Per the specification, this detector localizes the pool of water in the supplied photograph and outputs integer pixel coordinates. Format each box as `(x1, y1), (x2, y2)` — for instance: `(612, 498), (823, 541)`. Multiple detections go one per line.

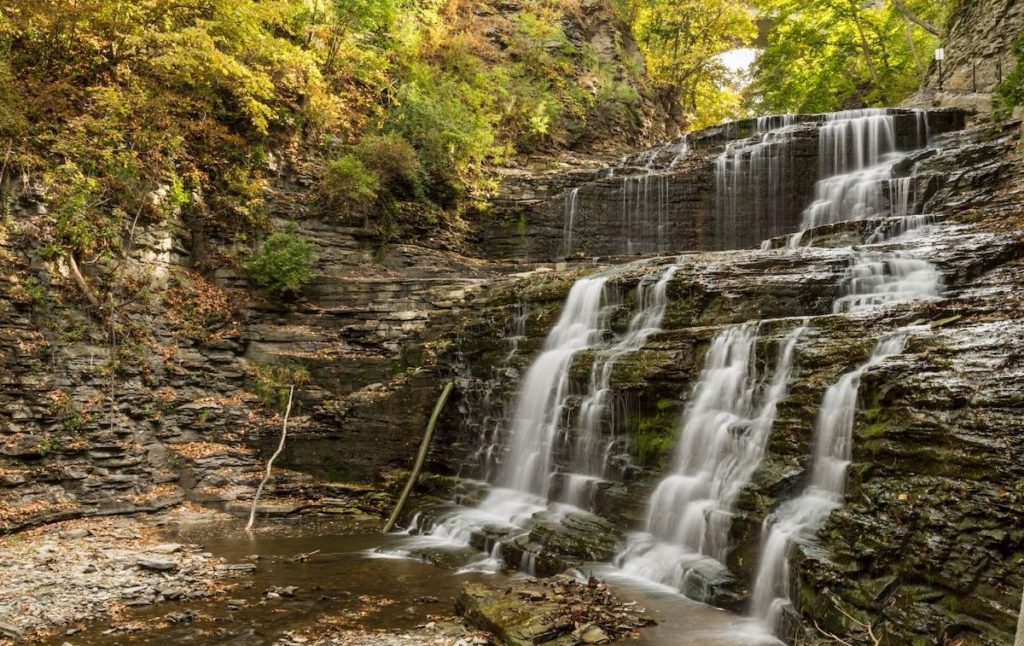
(54, 519), (780, 645)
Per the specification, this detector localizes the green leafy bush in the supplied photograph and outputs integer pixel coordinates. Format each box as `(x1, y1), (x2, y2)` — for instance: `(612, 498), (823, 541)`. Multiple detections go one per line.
(353, 134), (423, 200)
(319, 155), (380, 212)
(244, 231), (317, 297)
(384, 63), (505, 202)
(994, 35), (1024, 120)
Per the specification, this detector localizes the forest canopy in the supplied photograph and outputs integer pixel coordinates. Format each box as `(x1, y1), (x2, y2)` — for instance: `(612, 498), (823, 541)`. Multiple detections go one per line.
(0, 0), (958, 269)
(611, 0), (955, 123)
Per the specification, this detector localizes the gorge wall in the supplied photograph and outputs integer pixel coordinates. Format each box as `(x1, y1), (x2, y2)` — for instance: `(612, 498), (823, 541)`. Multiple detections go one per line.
(906, 0), (1024, 113)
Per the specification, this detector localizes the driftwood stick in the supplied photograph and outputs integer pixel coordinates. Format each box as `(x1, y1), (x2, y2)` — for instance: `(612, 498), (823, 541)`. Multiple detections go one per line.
(246, 385), (295, 532)
(382, 381), (454, 533)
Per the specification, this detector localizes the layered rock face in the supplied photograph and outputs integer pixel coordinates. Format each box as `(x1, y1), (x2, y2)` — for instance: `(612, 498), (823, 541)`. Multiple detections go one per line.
(0, 174), (500, 531)
(906, 0), (1024, 113)
(420, 120), (1024, 644)
(481, 110), (965, 260)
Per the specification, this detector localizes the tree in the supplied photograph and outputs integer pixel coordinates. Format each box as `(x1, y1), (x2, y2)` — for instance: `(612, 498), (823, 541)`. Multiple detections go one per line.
(746, 0), (954, 113)
(613, 0), (757, 126)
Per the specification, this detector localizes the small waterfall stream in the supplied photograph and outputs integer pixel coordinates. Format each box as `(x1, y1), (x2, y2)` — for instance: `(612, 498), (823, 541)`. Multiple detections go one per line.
(715, 115), (799, 247)
(616, 321), (805, 595)
(564, 264), (679, 507)
(749, 332), (912, 629)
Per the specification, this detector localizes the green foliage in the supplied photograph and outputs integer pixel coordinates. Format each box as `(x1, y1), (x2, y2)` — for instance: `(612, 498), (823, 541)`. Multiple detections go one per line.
(253, 363), (310, 413)
(320, 155), (380, 212)
(1, 0), (672, 276)
(244, 230), (317, 297)
(994, 35), (1024, 120)
(613, 0), (756, 127)
(385, 62), (505, 201)
(353, 134), (423, 200)
(747, 0), (953, 113)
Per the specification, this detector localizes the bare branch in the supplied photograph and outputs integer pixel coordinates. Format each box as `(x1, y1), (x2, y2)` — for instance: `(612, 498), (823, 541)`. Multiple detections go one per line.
(66, 253), (101, 309)
(246, 385), (295, 532)
(891, 0), (945, 37)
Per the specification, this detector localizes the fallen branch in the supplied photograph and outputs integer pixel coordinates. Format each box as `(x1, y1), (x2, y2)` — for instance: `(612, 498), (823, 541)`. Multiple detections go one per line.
(289, 549), (320, 562)
(246, 384), (295, 532)
(382, 381), (454, 533)
(813, 605), (881, 646)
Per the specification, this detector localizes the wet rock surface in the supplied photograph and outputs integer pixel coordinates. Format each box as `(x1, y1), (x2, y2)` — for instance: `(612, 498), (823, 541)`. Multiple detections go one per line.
(456, 575), (654, 645)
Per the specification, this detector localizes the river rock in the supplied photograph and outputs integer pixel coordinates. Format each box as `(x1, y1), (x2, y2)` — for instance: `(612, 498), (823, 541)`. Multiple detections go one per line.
(136, 557), (177, 571)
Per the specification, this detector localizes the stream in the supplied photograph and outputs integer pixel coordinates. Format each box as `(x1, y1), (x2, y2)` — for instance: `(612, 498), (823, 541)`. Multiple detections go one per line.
(53, 518), (779, 645)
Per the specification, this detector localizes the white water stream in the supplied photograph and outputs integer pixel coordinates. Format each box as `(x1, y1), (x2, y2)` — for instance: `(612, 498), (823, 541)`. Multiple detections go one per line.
(749, 332), (912, 629)
(616, 320), (806, 595)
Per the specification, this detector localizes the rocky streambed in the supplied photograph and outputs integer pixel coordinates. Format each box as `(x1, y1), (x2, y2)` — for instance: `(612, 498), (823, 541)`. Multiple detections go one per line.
(1, 512), (716, 646)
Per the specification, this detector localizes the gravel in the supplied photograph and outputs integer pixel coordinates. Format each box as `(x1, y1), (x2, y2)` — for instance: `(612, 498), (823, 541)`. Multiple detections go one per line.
(0, 508), (248, 640)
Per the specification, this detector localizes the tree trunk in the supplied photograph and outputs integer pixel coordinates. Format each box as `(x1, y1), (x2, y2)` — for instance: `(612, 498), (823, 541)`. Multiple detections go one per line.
(382, 381), (454, 533)
(848, 1), (881, 90)
(1015, 585), (1024, 646)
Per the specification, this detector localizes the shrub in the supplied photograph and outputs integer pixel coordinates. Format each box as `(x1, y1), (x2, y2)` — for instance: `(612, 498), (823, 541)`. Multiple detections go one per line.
(253, 363), (310, 413)
(994, 35), (1024, 120)
(384, 63), (505, 201)
(319, 154), (380, 213)
(244, 231), (317, 297)
(353, 134), (423, 200)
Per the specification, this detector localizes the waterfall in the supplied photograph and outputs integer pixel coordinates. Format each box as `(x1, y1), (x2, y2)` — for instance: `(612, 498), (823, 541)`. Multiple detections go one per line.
(834, 204), (943, 314)
(564, 188), (579, 257)
(832, 255), (942, 313)
(501, 277), (610, 496)
(466, 300), (532, 482)
(563, 136), (689, 257)
(564, 264), (679, 507)
(798, 109), (926, 232)
(616, 320), (805, 593)
(408, 264), (691, 571)
(715, 116), (799, 247)
(409, 276), (611, 559)
(750, 333), (910, 629)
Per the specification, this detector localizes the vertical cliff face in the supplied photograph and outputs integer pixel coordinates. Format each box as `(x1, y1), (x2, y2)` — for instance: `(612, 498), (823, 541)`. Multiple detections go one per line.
(906, 0), (1024, 112)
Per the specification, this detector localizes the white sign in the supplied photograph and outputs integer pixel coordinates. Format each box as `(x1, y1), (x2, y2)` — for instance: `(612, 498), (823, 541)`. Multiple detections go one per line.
(934, 48), (945, 61)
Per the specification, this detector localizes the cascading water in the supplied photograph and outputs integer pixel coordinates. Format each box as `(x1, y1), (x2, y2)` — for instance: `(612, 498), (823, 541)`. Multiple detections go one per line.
(832, 255), (942, 313)
(465, 300), (532, 481)
(715, 115), (799, 248)
(500, 276), (610, 497)
(563, 264), (679, 508)
(563, 137), (689, 257)
(798, 109), (925, 233)
(620, 143), (687, 255)
(402, 276), (612, 566)
(563, 188), (580, 257)
(834, 191), (944, 314)
(408, 263), (691, 572)
(616, 320), (806, 594)
(749, 332), (911, 629)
